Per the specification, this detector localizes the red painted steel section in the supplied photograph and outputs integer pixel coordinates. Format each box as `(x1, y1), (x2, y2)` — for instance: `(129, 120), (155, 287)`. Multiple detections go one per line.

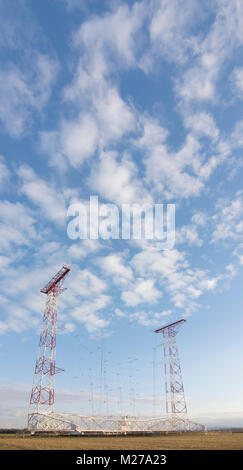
(29, 265), (70, 413)
(40, 265), (71, 294)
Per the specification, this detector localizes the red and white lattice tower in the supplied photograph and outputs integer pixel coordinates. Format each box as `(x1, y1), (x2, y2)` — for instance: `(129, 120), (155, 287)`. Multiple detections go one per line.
(28, 265), (71, 431)
(154, 319), (188, 424)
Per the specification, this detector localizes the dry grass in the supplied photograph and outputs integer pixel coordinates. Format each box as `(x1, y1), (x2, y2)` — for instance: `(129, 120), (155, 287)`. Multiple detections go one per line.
(0, 432), (243, 450)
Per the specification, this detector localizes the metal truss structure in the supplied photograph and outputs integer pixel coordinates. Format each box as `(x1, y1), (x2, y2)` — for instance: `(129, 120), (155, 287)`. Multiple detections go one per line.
(154, 319), (188, 419)
(28, 273), (205, 434)
(28, 265), (71, 429)
(28, 411), (205, 433)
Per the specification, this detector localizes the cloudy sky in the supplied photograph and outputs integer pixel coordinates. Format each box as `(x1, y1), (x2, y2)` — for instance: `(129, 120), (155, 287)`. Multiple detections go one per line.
(1, 0), (243, 428)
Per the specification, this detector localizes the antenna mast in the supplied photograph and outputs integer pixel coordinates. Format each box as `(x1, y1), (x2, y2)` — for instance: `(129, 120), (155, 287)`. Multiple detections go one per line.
(28, 265), (71, 431)
(154, 319), (188, 425)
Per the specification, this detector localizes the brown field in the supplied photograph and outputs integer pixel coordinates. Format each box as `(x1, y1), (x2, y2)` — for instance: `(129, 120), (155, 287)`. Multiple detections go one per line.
(0, 431), (243, 450)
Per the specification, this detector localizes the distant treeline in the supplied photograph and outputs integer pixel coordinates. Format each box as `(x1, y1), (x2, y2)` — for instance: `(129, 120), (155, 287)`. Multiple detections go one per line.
(0, 429), (28, 434)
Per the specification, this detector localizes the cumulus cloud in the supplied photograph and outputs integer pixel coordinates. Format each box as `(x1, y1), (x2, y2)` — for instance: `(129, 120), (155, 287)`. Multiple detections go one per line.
(98, 253), (134, 286)
(231, 66), (243, 99)
(176, 1), (243, 104)
(59, 114), (98, 167)
(211, 193), (243, 243)
(68, 240), (102, 260)
(17, 165), (67, 225)
(131, 247), (224, 312)
(0, 0), (59, 138)
(136, 118), (203, 199)
(0, 156), (10, 190)
(122, 278), (162, 306)
(71, 295), (110, 332)
(183, 112), (219, 141)
(70, 269), (107, 297)
(0, 55), (58, 138)
(130, 309), (172, 327)
(230, 120), (243, 149)
(0, 0), (242, 342)
(0, 200), (37, 256)
(39, 2), (145, 169)
(140, 0), (202, 71)
(88, 151), (149, 205)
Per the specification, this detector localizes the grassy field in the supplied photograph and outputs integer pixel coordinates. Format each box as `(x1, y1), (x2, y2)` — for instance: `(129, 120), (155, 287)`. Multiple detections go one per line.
(0, 432), (243, 450)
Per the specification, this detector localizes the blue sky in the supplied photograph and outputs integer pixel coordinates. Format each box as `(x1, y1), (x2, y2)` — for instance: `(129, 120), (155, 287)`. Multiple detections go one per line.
(1, 0), (243, 429)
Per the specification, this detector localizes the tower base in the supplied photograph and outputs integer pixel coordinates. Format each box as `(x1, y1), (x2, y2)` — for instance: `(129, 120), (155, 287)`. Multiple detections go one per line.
(28, 411), (205, 434)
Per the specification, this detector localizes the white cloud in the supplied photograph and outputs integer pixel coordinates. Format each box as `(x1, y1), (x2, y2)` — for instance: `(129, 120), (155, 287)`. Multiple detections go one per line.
(231, 66), (243, 99)
(136, 119), (203, 199)
(89, 151), (148, 205)
(0, 255), (17, 269)
(211, 193), (243, 243)
(0, 65), (32, 137)
(70, 269), (107, 297)
(40, 3), (145, 170)
(178, 64), (216, 103)
(114, 308), (127, 318)
(6, 305), (39, 334)
(68, 240), (102, 259)
(73, 3), (145, 69)
(98, 253), (134, 286)
(230, 120), (243, 149)
(71, 295), (110, 332)
(176, 212), (207, 247)
(122, 278), (162, 306)
(95, 87), (135, 142)
(0, 156), (10, 189)
(176, 1), (243, 104)
(0, 54), (58, 138)
(130, 309), (171, 327)
(140, 0), (201, 71)
(34, 54), (59, 109)
(176, 224), (203, 247)
(0, 260), (111, 336)
(191, 212), (207, 227)
(0, 0), (242, 342)
(136, 114), (229, 199)
(41, 83), (135, 169)
(136, 117), (168, 148)
(0, 321), (8, 335)
(17, 165), (67, 225)
(0, 265), (55, 297)
(60, 114), (98, 167)
(131, 247), (224, 312)
(132, 247), (185, 279)
(0, 200), (37, 252)
(184, 112), (219, 141)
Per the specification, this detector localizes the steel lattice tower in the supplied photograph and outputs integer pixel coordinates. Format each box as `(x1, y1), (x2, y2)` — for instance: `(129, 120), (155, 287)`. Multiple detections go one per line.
(28, 265), (70, 430)
(154, 319), (188, 422)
